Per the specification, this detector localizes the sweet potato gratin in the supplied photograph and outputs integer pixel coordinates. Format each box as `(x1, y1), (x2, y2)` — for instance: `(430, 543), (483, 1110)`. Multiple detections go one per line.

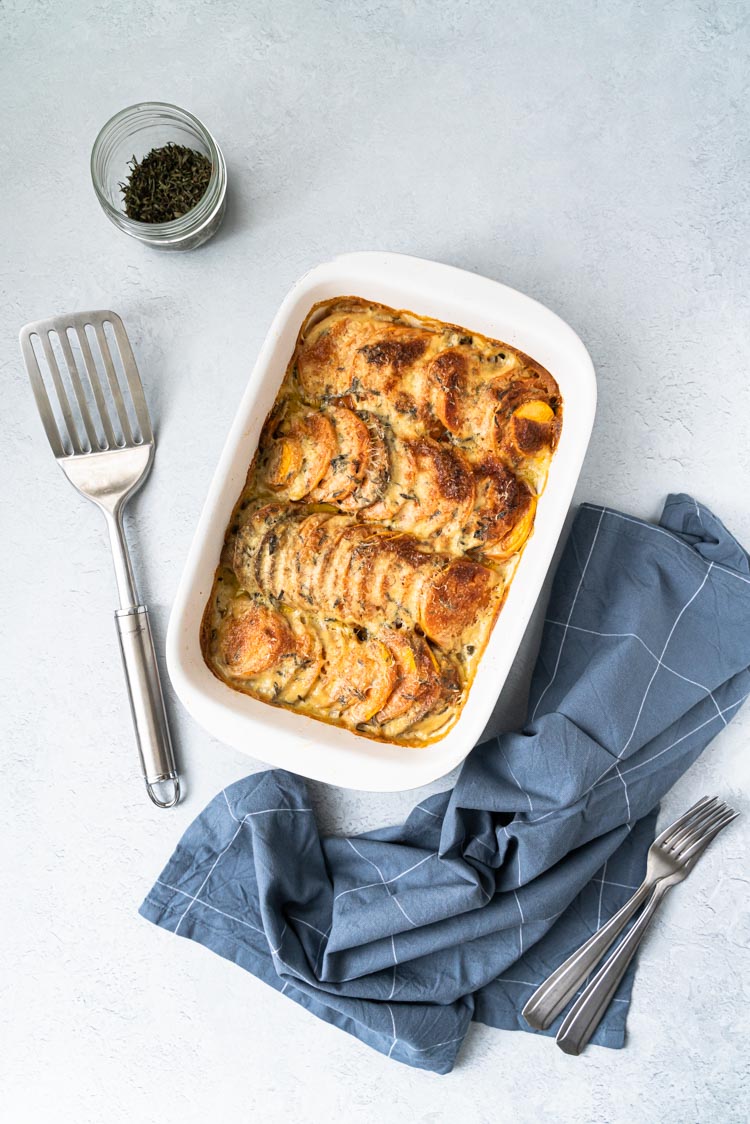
(201, 297), (562, 745)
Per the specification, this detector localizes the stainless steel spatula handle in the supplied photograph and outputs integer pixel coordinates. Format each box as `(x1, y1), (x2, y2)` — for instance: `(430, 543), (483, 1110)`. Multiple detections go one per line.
(20, 309), (180, 808)
(104, 502), (179, 808)
(116, 605), (179, 807)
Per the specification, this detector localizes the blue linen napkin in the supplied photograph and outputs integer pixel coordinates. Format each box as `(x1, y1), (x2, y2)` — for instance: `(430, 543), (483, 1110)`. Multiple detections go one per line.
(141, 495), (750, 1073)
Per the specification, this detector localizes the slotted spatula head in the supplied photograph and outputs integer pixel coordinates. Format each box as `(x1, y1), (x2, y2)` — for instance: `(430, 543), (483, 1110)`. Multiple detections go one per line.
(20, 310), (155, 512)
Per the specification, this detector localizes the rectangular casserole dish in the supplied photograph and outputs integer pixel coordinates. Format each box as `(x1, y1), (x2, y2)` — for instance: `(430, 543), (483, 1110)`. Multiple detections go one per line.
(166, 252), (596, 791)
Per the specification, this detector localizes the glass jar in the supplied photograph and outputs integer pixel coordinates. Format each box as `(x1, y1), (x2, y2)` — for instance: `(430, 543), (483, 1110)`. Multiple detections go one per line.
(91, 102), (227, 251)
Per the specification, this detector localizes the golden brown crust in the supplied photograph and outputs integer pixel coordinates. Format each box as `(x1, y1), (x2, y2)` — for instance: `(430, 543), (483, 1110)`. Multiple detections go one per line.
(201, 295), (562, 746)
(215, 597), (296, 679)
(430, 349), (470, 433)
(421, 559), (496, 648)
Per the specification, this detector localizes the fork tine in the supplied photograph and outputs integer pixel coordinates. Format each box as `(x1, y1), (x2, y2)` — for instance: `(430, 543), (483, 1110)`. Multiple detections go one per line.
(74, 325), (117, 450)
(38, 330), (84, 454)
(653, 795), (716, 849)
(108, 313), (154, 444)
(20, 329), (67, 458)
(677, 810), (739, 866)
(671, 804), (732, 859)
(57, 327), (101, 451)
(680, 834), (732, 880)
(670, 800), (728, 849)
(668, 802), (728, 854)
(92, 320), (134, 444)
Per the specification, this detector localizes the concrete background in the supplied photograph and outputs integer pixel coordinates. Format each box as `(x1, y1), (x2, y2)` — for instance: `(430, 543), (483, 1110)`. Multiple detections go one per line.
(2, 1), (748, 1121)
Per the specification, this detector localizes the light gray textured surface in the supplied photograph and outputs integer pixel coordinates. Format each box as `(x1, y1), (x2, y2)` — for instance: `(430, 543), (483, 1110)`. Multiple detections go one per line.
(2, 1), (748, 1121)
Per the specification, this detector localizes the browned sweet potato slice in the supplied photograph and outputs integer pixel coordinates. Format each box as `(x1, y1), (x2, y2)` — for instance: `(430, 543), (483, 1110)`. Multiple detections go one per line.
(275, 614), (325, 703)
(375, 629), (442, 724)
(264, 433), (303, 490)
(335, 411), (390, 511)
(259, 409), (336, 499)
(304, 620), (351, 711)
(494, 393), (561, 491)
(304, 622), (395, 722)
(343, 632), (397, 724)
(420, 559), (497, 647)
(295, 314), (359, 399)
(232, 504), (288, 594)
(309, 406), (370, 503)
(343, 525), (399, 621)
(294, 512), (336, 570)
(498, 399), (558, 456)
(388, 438), (475, 540)
(462, 457), (537, 560)
(429, 348), (471, 434)
(216, 597), (296, 678)
(336, 530), (425, 628)
(376, 643), (462, 738)
(362, 427), (418, 522)
(289, 413), (337, 499)
(349, 322), (432, 395)
(483, 497), (536, 560)
(277, 512), (335, 603)
(316, 518), (359, 612)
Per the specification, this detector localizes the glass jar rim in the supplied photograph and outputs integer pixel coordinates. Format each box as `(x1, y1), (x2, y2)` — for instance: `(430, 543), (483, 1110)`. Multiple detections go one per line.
(91, 101), (226, 243)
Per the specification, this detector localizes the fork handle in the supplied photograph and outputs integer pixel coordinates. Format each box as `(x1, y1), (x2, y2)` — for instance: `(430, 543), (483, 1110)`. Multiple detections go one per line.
(115, 606), (179, 809)
(556, 880), (670, 1055)
(522, 878), (652, 1030)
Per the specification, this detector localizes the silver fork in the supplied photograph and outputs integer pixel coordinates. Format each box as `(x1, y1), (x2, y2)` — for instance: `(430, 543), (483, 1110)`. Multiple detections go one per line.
(523, 796), (736, 1033)
(555, 797), (738, 1054)
(20, 311), (180, 809)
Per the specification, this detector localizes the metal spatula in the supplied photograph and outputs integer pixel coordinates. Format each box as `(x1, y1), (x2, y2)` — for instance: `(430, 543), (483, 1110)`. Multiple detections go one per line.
(20, 310), (180, 809)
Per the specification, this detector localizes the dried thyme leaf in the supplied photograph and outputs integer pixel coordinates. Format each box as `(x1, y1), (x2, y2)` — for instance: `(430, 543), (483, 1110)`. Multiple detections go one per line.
(119, 142), (212, 223)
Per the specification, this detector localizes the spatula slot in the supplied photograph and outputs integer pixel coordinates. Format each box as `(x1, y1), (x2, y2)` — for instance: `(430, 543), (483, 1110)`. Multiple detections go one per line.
(102, 319), (144, 445)
(28, 330), (77, 456)
(82, 323), (127, 448)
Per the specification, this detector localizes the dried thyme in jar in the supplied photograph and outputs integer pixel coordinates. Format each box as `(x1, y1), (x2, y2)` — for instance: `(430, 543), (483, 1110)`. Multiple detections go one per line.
(119, 143), (212, 223)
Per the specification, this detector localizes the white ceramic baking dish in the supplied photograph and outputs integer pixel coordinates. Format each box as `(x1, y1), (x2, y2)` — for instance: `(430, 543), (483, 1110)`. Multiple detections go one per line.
(166, 252), (596, 791)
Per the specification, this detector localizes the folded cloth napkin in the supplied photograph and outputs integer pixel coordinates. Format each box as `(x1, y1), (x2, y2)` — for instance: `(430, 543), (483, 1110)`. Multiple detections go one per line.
(141, 495), (750, 1073)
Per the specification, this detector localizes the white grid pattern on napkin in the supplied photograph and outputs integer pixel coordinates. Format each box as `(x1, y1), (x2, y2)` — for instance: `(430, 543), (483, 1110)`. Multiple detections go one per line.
(520, 506), (748, 829)
(155, 503), (746, 1063)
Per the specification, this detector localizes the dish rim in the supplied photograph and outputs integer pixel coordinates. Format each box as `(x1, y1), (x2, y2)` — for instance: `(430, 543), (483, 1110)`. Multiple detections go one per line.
(166, 251), (596, 791)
